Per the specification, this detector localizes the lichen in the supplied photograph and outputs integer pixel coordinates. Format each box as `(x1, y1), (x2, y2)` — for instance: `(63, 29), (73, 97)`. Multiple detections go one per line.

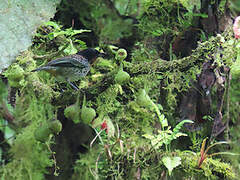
(0, 0), (61, 72)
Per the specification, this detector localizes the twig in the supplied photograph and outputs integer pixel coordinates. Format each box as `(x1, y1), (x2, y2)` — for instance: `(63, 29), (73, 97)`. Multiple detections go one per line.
(0, 101), (14, 124)
(116, 123), (120, 139)
(89, 166), (97, 178)
(46, 142), (59, 176)
(90, 129), (105, 148)
(133, 147), (137, 163)
(33, 43), (69, 60)
(104, 144), (112, 161)
(225, 71), (231, 141)
(95, 152), (102, 174)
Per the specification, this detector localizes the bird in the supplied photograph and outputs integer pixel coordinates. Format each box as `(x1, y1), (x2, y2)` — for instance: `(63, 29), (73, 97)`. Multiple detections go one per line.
(32, 48), (105, 90)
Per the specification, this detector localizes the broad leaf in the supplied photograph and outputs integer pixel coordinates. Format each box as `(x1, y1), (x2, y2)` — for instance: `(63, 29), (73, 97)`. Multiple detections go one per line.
(162, 156), (181, 175)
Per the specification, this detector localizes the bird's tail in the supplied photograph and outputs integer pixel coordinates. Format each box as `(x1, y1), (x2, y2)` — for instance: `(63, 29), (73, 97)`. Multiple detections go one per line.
(31, 66), (54, 72)
(31, 67), (41, 72)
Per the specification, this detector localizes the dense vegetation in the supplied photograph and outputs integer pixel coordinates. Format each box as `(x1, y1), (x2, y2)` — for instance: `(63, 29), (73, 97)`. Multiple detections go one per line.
(0, 0), (240, 179)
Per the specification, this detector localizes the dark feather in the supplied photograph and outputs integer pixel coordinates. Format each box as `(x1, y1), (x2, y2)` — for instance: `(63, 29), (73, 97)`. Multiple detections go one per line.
(46, 57), (87, 69)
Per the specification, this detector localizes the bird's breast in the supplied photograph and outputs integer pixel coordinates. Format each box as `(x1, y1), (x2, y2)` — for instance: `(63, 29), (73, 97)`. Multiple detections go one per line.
(56, 66), (90, 82)
(45, 69), (58, 76)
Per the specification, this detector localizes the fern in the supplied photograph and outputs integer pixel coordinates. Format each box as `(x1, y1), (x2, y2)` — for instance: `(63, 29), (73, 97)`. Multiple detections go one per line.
(143, 119), (193, 151)
(169, 120), (193, 141)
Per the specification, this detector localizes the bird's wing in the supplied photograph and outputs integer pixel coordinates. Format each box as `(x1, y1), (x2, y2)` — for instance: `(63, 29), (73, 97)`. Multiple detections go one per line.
(47, 56), (88, 69)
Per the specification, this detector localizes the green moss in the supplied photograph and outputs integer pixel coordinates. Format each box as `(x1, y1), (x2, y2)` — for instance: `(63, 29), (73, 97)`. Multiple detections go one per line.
(1, 54), (56, 177)
(3, 64), (26, 88)
(1, 5), (239, 179)
(178, 151), (236, 179)
(1, 122), (53, 180)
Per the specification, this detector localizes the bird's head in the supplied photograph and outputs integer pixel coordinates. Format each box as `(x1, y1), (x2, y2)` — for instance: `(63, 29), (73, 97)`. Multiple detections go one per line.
(77, 48), (106, 64)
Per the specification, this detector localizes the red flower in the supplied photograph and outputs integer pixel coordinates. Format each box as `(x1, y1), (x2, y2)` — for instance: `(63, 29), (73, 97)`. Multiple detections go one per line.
(101, 121), (108, 133)
(233, 16), (240, 39)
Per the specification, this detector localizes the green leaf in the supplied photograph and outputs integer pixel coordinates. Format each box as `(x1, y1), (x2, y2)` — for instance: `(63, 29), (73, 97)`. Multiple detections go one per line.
(68, 29), (91, 36)
(105, 116), (115, 138)
(231, 50), (240, 76)
(173, 120), (193, 133)
(92, 112), (105, 128)
(162, 156), (181, 175)
(142, 134), (154, 140)
(143, 133), (164, 149)
(209, 152), (240, 157)
(44, 21), (61, 30)
(63, 40), (78, 55)
(168, 120), (193, 142)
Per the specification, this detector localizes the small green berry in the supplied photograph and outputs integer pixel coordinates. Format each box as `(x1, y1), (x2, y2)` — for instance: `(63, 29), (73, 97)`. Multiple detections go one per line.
(136, 89), (153, 108)
(49, 120), (62, 134)
(115, 69), (130, 84)
(81, 106), (96, 124)
(64, 104), (80, 122)
(115, 49), (127, 61)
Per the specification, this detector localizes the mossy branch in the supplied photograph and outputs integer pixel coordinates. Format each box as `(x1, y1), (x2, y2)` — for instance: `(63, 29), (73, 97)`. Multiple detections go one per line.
(53, 70), (117, 106)
(53, 35), (227, 106)
(128, 40), (216, 74)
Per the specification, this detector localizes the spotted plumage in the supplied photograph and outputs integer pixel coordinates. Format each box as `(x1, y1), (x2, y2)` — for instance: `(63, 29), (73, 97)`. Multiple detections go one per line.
(32, 48), (104, 90)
